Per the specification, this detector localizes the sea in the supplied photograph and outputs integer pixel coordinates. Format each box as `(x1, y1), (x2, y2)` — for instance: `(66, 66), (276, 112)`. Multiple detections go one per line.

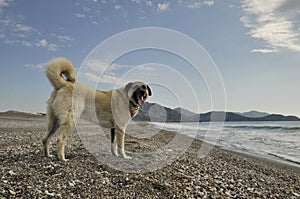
(152, 121), (300, 167)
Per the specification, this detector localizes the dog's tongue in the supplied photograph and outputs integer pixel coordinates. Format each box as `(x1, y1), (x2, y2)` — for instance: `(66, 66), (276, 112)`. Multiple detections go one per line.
(138, 97), (145, 106)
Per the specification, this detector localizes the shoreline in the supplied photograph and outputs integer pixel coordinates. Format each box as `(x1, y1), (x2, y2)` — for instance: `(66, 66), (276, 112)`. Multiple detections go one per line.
(152, 127), (300, 174)
(151, 121), (300, 170)
(0, 115), (299, 198)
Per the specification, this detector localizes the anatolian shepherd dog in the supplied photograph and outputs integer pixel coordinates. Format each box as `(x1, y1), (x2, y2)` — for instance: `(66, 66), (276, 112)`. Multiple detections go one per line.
(42, 58), (152, 161)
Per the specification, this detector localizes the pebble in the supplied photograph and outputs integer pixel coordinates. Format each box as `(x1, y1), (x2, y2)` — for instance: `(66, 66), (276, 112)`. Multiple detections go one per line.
(68, 181), (75, 187)
(9, 189), (16, 195)
(45, 190), (55, 196)
(8, 170), (15, 175)
(293, 192), (300, 197)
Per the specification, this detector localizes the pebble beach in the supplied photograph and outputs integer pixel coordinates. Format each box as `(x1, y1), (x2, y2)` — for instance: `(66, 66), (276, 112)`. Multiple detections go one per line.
(0, 113), (299, 198)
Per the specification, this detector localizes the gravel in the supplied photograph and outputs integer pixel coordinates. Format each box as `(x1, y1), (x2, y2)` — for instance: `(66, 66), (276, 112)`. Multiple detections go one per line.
(0, 113), (299, 198)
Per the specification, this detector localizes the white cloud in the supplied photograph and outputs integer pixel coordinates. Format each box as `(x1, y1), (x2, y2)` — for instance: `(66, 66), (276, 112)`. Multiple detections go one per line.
(241, 0), (300, 52)
(36, 39), (48, 47)
(35, 39), (58, 51)
(50, 33), (73, 42)
(82, 73), (100, 83)
(146, 1), (153, 7)
(81, 59), (156, 85)
(0, 14), (73, 51)
(187, 0), (214, 9)
(83, 7), (91, 12)
(13, 24), (34, 32)
(0, 18), (12, 26)
(114, 5), (122, 10)
(82, 72), (123, 85)
(84, 59), (130, 75)
(136, 65), (155, 71)
(76, 13), (86, 18)
(25, 62), (47, 71)
(157, 2), (170, 13)
(203, 1), (214, 7)
(0, 0), (9, 7)
(21, 40), (32, 47)
(132, 0), (141, 4)
(187, 2), (202, 9)
(251, 48), (278, 53)
(48, 43), (58, 52)
(84, 59), (110, 73)
(0, 12), (72, 51)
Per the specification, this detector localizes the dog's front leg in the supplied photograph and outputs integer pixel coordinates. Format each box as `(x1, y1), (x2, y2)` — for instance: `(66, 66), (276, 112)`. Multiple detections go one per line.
(116, 127), (131, 159)
(110, 128), (118, 157)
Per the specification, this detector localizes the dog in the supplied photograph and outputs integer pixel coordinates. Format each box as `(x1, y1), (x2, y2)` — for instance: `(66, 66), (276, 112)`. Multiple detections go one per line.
(42, 58), (152, 161)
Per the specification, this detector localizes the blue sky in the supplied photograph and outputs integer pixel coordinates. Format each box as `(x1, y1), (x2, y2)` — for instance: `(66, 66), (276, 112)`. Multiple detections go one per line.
(0, 0), (300, 117)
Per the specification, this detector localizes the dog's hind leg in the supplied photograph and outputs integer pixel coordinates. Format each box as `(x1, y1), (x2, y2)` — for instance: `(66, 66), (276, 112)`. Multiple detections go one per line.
(57, 119), (75, 162)
(42, 109), (59, 158)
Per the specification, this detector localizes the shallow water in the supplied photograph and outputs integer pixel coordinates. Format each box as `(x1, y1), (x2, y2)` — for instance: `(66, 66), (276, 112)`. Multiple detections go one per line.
(153, 121), (300, 167)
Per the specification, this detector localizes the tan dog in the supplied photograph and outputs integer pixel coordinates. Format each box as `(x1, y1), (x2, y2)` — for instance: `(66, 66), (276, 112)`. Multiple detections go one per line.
(42, 58), (151, 161)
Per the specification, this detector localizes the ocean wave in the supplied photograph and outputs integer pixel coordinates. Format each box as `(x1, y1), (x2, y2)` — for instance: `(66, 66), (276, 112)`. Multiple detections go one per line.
(225, 125), (300, 132)
(267, 152), (300, 165)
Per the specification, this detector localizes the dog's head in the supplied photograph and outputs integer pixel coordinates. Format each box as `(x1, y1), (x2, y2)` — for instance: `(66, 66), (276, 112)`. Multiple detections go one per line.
(125, 82), (152, 107)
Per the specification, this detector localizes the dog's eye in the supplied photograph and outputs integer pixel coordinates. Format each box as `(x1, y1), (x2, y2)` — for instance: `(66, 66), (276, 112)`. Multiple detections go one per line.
(141, 85), (146, 90)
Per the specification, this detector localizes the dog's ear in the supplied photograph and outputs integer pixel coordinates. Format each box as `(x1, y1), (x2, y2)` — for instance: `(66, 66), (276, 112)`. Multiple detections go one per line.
(147, 85), (152, 96)
(125, 82), (133, 92)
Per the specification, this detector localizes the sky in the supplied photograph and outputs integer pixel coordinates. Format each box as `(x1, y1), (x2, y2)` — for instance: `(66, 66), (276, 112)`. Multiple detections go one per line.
(0, 0), (300, 117)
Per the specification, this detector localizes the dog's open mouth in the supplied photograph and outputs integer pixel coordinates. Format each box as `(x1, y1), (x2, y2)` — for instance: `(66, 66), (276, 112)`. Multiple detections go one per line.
(138, 95), (145, 106)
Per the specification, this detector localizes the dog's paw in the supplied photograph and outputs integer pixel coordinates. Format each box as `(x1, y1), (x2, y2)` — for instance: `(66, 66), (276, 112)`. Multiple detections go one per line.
(112, 152), (119, 157)
(111, 146), (118, 157)
(61, 158), (69, 162)
(118, 149), (132, 159)
(123, 155), (132, 159)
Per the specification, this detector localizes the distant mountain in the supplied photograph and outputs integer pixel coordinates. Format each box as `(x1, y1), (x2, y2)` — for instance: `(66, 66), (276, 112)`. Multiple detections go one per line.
(259, 114), (299, 121)
(199, 112), (300, 122)
(236, 110), (269, 118)
(174, 107), (200, 122)
(174, 107), (197, 117)
(133, 103), (181, 122)
(134, 103), (300, 122)
(0, 110), (46, 117)
(5, 110), (25, 114)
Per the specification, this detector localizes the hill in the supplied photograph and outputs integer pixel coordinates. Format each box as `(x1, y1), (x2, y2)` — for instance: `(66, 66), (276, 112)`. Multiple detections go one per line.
(0, 110), (46, 118)
(134, 103), (300, 122)
(236, 110), (269, 118)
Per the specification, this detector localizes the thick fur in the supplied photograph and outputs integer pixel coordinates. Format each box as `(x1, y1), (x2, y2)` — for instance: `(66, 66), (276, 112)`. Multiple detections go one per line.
(42, 58), (151, 161)
(45, 58), (76, 89)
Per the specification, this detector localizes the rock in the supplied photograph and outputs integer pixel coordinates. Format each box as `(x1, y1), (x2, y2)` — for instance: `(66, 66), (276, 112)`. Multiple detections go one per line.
(102, 177), (110, 185)
(68, 181), (75, 187)
(292, 192), (299, 197)
(9, 189), (16, 195)
(45, 190), (55, 197)
(8, 170), (15, 175)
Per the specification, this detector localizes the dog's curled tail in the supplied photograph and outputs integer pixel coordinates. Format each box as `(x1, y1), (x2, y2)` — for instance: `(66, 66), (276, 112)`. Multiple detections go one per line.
(45, 58), (76, 90)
